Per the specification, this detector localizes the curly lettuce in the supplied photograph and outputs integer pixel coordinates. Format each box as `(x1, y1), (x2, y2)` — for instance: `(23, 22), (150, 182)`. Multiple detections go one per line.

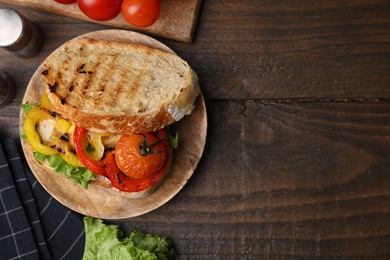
(165, 125), (179, 149)
(34, 151), (95, 189)
(21, 102), (40, 114)
(83, 217), (175, 260)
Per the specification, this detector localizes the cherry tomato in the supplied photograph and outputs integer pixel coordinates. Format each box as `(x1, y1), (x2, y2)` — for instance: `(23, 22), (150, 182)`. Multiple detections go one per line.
(77, 0), (122, 21)
(55, 0), (77, 4)
(121, 0), (160, 27)
(115, 130), (168, 179)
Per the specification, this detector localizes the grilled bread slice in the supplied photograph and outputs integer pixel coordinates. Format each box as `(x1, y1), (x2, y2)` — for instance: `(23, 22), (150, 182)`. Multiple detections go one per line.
(42, 38), (200, 134)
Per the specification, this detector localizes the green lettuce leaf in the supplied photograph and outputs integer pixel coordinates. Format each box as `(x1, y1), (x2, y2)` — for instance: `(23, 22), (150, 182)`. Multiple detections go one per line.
(33, 151), (95, 189)
(83, 217), (175, 260)
(21, 102), (40, 114)
(20, 130), (27, 140)
(165, 126), (179, 149)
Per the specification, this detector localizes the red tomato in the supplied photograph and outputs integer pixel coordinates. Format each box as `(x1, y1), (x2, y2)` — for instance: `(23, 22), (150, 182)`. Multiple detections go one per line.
(121, 0), (160, 27)
(55, 0), (77, 4)
(77, 0), (122, 21)
(105, 151), (167, 192)
(115, 130), (168, 179)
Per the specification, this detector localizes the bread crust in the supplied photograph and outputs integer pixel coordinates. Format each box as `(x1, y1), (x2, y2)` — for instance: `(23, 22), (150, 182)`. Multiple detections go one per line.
(43, 38), (200, 134)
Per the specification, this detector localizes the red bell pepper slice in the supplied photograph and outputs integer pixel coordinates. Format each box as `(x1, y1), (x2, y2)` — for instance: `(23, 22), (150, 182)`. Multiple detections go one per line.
(104, 130), (170, 193)
(104, 151), (167, 192)
(73, 125), (106, 176)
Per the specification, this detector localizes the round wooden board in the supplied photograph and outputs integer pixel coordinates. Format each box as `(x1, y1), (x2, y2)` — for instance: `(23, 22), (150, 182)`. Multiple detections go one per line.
(19, 30), (207, 220)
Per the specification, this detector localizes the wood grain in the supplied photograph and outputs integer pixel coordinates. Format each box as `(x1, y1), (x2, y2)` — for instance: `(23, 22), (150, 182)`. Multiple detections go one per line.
(1, 0), (390, 257)
(172, 0), (390, 99)
(0, 0), (203, 42)
(115, 100), (390, 257)
(19, 30), (207, 219)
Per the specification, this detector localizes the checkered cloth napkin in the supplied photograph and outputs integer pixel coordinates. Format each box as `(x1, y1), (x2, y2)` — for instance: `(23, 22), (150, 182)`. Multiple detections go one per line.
(0, 138), (84, 260)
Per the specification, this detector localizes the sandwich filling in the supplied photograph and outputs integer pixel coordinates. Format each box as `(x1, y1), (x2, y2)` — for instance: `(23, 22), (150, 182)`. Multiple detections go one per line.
(23, 92), (174, 193)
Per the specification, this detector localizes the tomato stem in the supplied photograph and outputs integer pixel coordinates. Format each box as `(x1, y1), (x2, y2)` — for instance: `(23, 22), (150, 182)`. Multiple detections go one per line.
(137, 133), (165, 156)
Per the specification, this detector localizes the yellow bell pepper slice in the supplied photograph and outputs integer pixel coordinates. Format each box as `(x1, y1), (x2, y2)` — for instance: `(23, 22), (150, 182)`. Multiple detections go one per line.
(84, 131), (106, 161)
(24, 105), (84, 168)
(40, 91), (56, 111)
(59, 143), (85, 168)
(24, 106), (58, 155)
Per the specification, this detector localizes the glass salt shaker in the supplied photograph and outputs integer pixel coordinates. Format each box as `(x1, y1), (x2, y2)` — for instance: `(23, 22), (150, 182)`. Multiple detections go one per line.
(0, 71), (16, 107)
(0, 8), (43, 58)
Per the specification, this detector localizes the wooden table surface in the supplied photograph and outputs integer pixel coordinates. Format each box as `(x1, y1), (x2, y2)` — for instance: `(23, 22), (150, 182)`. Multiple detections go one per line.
(1, 1), (390, 258)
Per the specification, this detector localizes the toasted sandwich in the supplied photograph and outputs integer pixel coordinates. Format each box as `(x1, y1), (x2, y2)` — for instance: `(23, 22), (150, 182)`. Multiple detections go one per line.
(22, 38), (200, 197)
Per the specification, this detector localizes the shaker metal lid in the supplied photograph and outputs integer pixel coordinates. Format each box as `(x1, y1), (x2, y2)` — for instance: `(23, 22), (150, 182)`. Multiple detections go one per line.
(0, 8), (23, 47)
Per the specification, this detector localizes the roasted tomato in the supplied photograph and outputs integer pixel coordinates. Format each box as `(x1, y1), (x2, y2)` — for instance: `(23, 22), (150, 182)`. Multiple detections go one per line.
(115, 130), (168, 179)
(105, 151), (165, 192)
(77, 0), (122, 21)
(121, 0), (160, 27)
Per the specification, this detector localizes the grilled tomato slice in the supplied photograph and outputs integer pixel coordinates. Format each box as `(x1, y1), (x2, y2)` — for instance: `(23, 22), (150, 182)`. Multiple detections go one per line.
(115, 130), (168, 179)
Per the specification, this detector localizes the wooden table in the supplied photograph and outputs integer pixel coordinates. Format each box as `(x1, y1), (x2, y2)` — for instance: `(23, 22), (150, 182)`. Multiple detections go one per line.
(1, 1), (390, 258)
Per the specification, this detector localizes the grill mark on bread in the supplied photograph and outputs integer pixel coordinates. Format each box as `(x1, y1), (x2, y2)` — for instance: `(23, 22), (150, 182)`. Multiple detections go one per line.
(86, 55), (106, 104)
(114, 65), (126, 107)
(84, 79), (91, 90)
(100, 54), (121, 107)
(49, 82), (58, 93)
(114, 68), (125, 100)
(42, 68), (49, 76)
(135, 51), (152, 113)
(77, 63), (87, 74)
(63, 59), (69, 72)
(72, 62), (90, 98)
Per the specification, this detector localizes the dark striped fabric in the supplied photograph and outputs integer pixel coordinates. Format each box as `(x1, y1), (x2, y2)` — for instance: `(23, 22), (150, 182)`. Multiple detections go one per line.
(0, 139), (84, 260)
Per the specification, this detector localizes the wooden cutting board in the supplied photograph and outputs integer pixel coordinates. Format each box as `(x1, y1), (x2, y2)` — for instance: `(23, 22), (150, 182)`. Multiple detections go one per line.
(0, 0), (202, 42)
